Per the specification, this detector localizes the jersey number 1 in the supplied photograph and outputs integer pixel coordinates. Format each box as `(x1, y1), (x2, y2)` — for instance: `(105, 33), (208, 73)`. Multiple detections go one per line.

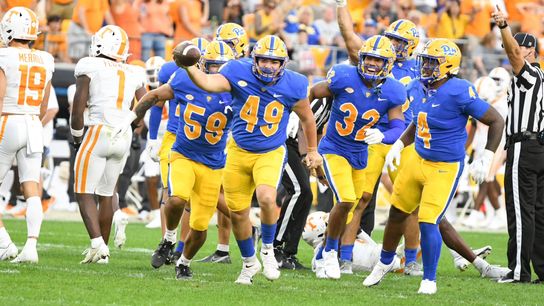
(18, 65), (46, 106)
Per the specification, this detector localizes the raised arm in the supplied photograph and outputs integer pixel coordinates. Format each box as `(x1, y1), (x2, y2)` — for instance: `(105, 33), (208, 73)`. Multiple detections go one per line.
(492, 6), (525, 75)
(183, 65), (231, 93)
(336, 1), (363, 65)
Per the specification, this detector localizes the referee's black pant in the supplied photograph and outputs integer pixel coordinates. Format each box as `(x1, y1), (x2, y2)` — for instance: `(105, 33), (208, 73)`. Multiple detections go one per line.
(274, 139), (313, 256)
(505, 139), (544, 282)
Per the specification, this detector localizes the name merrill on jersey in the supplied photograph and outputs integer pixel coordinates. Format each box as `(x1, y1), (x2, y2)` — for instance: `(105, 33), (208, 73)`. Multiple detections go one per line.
(218, 58), (308, 153)
(319, 64), (406, 169)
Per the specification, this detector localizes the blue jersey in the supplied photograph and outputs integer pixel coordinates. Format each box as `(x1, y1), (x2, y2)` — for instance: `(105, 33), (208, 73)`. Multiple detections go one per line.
(377, 59), (419, 131)
(168, 69), (233, 169)
(158, 61), (181, 134)
(408, 77), (490, 163)
(319, 64), (406, 169)
(219, 59), (308, 153)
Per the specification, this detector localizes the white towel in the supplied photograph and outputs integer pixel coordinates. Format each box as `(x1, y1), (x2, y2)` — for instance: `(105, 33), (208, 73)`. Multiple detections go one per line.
(25, 115), (44, 155)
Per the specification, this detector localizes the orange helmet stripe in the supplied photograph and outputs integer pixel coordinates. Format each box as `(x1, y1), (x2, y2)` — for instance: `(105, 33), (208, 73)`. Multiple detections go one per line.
(23, 7), (38, 36)
(117, 27), (128, 57)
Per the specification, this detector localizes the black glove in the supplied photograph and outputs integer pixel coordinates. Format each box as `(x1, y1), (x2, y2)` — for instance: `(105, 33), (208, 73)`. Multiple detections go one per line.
(131, 133), (141, 150)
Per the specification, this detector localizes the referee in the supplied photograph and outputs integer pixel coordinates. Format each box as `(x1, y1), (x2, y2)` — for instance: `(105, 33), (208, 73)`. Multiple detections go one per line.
(273, 97), (332, 270)
(493, 8), (544, 284)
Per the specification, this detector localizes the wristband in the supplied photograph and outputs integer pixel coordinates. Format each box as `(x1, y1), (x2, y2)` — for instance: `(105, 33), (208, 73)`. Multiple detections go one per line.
(498, 22), (508, 29)
(307, 146), (317, 152)
(71, 127), (84, 137)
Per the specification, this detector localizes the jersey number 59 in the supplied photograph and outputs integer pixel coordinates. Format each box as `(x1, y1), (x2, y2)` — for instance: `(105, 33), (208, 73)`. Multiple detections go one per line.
(184, 103), (228, 145)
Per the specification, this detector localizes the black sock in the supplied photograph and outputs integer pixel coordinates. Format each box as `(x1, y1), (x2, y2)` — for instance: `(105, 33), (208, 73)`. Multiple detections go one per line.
(214, 250), (229, 257)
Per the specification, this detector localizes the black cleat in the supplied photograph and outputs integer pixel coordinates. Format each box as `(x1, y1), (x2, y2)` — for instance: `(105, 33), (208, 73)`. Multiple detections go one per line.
(176, 264), (193, 280)
(169, 251), (182, 265)
(286, 255), (309, 270)
(151, 240), (175, 269)
(196, 251), (231, 264)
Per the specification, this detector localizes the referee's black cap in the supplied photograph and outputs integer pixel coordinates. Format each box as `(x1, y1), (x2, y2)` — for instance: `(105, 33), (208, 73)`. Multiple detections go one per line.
(514, 32), (539, 54)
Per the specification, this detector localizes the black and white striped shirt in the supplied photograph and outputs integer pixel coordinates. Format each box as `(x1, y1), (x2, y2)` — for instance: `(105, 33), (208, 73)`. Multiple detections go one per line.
(286, 97), (333, 139)
(506, 61), (544, 136)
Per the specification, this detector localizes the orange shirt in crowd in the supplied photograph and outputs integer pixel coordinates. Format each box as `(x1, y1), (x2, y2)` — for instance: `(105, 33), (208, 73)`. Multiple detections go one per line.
(427, 12), (470, 40)
(53, 0), (73, 4)
(5, 0), (36, 9)
(72, 0), (110, 33)
(461, 0), (494, 38)
(506, 0), (535, 23)
(111, 2), (142, 39)
(170, 0), (202, 41)
(46, 32), (67, 59)
(135, 0), (172, 36)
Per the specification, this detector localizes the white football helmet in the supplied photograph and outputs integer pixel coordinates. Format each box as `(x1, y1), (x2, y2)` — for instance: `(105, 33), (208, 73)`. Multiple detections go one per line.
(302, 211), (329, 248)
(474, 76), (498, 104)
(90, 25), (129, 62)
(145, 56), (166, 88)
(0, 7), (40, 45)
(488, 67), (511, 96)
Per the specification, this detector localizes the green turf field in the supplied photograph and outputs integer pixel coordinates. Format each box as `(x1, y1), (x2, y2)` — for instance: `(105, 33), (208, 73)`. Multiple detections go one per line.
(0, 219), (540, 305)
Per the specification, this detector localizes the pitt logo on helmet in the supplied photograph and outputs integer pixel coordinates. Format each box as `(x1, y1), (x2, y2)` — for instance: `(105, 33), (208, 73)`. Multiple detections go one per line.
(251, 35), (289, 83)
(384, 19), (419, 59)
(216, 23), (249, 59)
(417, 38), (461, 86)
(190, 37), (210, 55)
(357, 35), (396, 83)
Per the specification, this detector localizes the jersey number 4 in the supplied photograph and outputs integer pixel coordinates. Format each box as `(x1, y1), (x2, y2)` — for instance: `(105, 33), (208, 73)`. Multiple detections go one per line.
(335, 103), (380, 141)
(184, 103), (228, 145)
(18, 65), (46, 106)
(417, 112), (431, 149)
(240, 95), (284, 137)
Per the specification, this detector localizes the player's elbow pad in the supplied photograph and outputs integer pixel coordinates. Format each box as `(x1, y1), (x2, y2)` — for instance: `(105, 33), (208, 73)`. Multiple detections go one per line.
(382, 119), (405, 144)
(148, 105), (162, 140)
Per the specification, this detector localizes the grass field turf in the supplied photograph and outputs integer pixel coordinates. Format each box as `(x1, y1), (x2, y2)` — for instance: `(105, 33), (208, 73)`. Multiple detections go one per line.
(0, 219), (541, 305)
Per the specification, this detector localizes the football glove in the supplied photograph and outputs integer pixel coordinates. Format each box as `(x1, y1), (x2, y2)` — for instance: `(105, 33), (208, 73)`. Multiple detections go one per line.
(146, 139), (161, 162)
(385, 140), (404, 172)
(469, 149), (494, 184)
(111, 112), (137, 143)
(364, 128), (384, 145)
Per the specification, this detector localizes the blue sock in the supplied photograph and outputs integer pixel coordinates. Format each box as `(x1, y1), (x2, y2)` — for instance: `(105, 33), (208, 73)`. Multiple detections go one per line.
(405, 248), (418, 265)
(419, 222), (442, 281)
(175, 240), (185, 253)
(236, 238), (255, 258)
(316, 245), (324, 260)
(340, 244), (354, 261)
(324, 237), (339, 252)
(380, 249), (396, 265)
(261, 223), (276, 245)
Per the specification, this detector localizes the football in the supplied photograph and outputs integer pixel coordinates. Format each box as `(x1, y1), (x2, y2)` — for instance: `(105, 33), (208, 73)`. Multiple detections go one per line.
(172, 41), (201, 68)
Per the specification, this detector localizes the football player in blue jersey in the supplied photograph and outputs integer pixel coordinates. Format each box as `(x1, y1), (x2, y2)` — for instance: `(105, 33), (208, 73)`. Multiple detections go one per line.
(145, 37), (210, 266)
(309, 35), (406, 279)
(125, 40), (236, 279)
(181, 35), (322, 284)
(196, 23), (250, 264)
(336, 3), (423, 275)
(363, 39), (505, 294)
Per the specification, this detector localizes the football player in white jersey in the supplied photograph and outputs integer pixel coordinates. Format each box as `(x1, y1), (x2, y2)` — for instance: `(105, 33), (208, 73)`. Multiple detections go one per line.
(71, 25), (147, 264)
(0, 7), (55, 263)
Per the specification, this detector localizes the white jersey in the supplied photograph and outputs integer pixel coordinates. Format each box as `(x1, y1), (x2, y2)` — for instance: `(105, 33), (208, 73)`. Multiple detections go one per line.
(472, 92), (508, 158)
(0, 47), (55, 115)
(74, 57), (146, 127)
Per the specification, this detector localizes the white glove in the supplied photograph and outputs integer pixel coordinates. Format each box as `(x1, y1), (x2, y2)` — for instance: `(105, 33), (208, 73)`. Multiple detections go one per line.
(111, 112), (137, 142)
(364, 128), (385, 145)
(146, 138), (161, 162)
(469, 149), (494, 185)
(336, 0), (347, 7)
(385, 140), (405, 172)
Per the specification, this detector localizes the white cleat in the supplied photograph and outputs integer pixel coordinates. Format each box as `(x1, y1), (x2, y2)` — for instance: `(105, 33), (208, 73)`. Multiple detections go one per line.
(11, 247), (38, 264)
(418, 279), (437, 294)
(453, 255), (470, 271)
(261, 248), (280, 280)
(462, 210), (485, 228)
(323, 249), (340, 279)
(363, 257), (398, 287)
(113, 210), (129, 248)
(404, 261), (424, 276)
(315, 259), (327, 278)
(0, 243), (18, 261)
(235, 259), (262, 285)
(80, 244), (110, 264)
(473, 245), (492, 260)
(339, 259), (353, 275)
(145, 213), (161, 229)
(481, 265), (510, 280)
